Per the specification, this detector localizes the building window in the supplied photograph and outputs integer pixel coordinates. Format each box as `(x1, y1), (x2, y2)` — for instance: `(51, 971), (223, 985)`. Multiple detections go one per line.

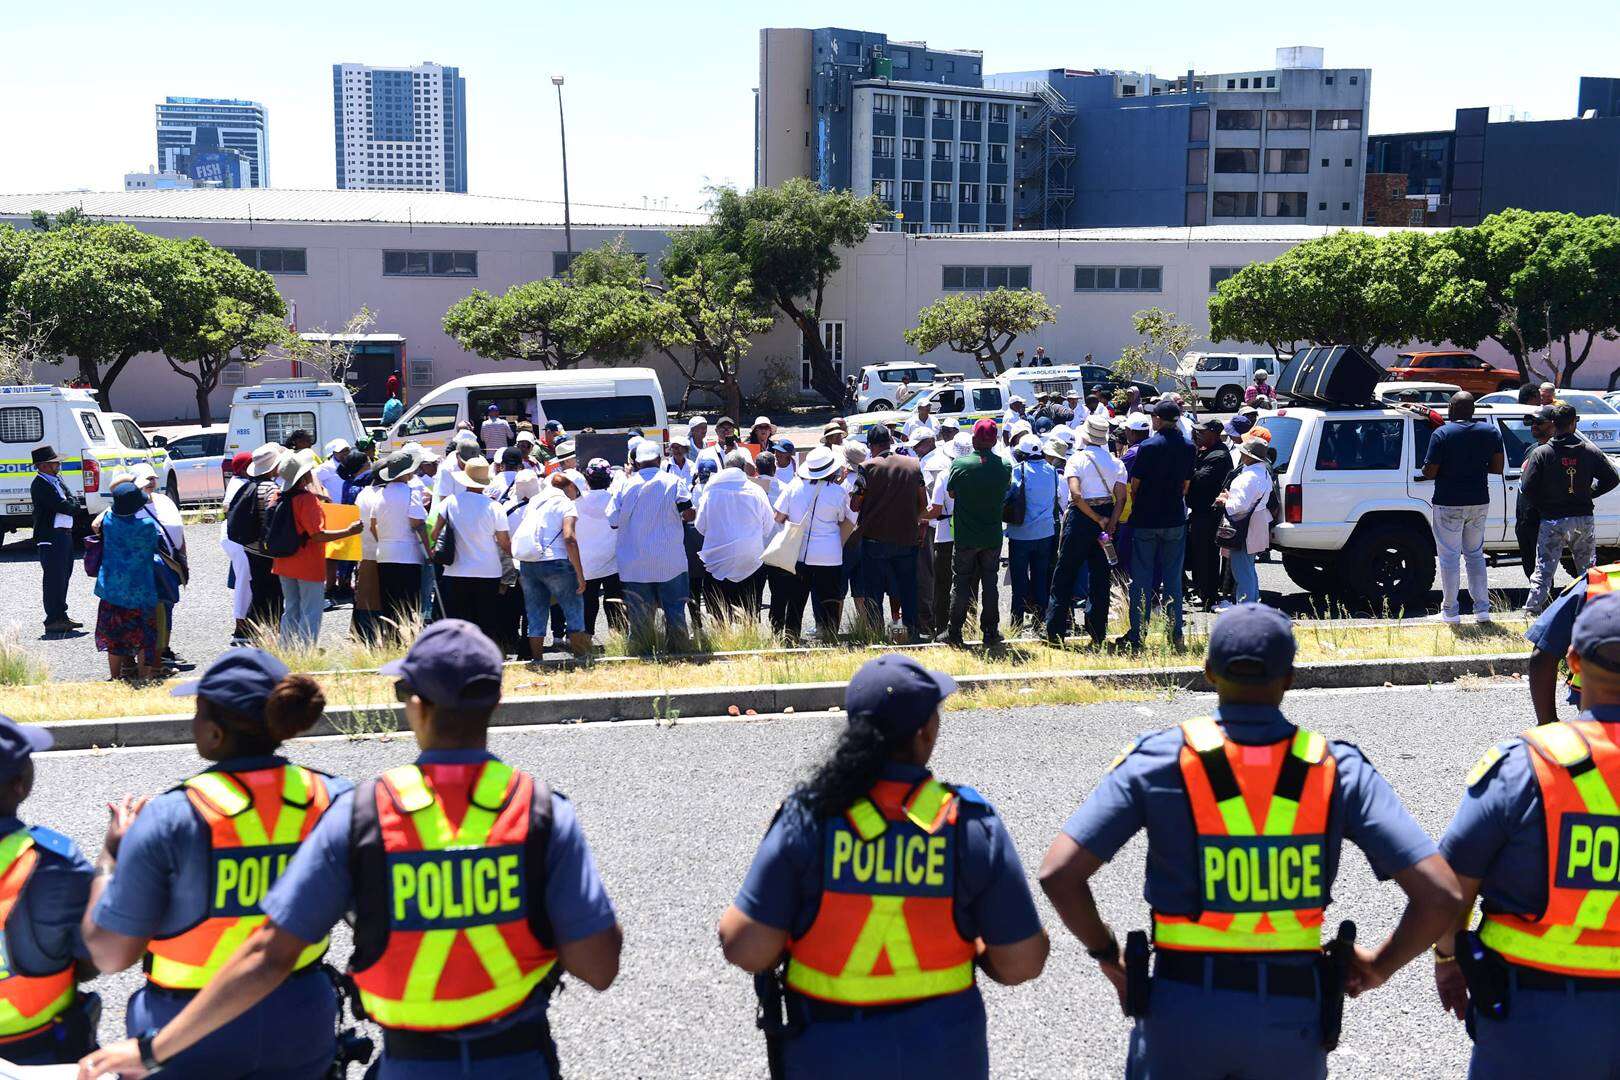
(1209, 266), (1243, 291)
(873, 93), (896, 115)
(384, 250), (477, 277)
(1349, 75), (1358, 86)
(1318, 201), (1328, 211)
(1342, 201), (1352, 211)
(1263, 191), (1308, 217)
(960, 101), (982, 121)
(1317, 109), (1362, 130)
(799, 320), (844, 391)
(1408, 207), (1425, 226)
(1265, 148), (1310, 174)
(873, 135), (895, 158)
(1212, 191), (1259, 217)
(902, 180), (923, 202)
(903, 97), (926, 117)
(959, 143), (979, 163)
(1215, 109), (1261, 131)
(1266, 75), (1277, 88)
(891, 49), (910, 69)
(1267, 109), (1312, 130)
(931, 181), (951, 202)
(1187, 148), (1209, 184)
(1073, 266), (1163, 292)
(933, 99), (953, 118)
(1186, 192), (1207, 226)
(1213, 148), (1259, 174)
(988, 183), (1005, 205)
(902, 137), (924, 160)
(932, 140), (952, 161)
(228, 247), (308, 274)
(1190, 107), (1210, 141)
(1321, 158), (1330, 167)
(959, 183), (979, 204)
(1345, 158), (1353, 167)
(989, 103), (1008, 123)
(873, 179), (895, 201)
(928, 222), (951, 233)
(989, 143), (1007, 164)
(943, 265), (1032, 291)
(1324, 74), (1335, 86)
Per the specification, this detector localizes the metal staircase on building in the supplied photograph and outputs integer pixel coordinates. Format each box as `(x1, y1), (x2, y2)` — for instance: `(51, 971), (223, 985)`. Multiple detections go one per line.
(1016, 84), (1077, 230)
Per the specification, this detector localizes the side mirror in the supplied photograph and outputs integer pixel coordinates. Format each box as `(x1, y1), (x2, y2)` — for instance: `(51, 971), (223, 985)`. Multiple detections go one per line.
(151, 435), (168, 448)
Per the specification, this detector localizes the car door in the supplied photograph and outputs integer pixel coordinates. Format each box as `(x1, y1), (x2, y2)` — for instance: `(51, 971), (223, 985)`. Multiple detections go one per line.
(165, 435), (210, 503)
(969, 385), (1003, 422)
(1309, 416), (1406, 527)
(1495, 415), (1542, 545)
(1410, 417), (1509, 544)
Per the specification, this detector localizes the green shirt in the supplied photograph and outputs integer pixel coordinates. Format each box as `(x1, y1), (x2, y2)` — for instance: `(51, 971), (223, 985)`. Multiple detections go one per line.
(946, 450), (1012, 550)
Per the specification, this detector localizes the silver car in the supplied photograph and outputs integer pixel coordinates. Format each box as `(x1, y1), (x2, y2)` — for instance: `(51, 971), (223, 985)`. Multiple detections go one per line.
(153, 425), (228, 503)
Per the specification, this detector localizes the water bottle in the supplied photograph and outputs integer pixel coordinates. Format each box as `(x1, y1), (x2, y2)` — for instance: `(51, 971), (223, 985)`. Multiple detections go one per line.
(1098, 530), (1119, 567)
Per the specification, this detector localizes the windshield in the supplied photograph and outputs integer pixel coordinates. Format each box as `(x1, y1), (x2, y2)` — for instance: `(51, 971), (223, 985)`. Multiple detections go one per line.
(1256, 416), (1304, 472)
(1564, 393), (1616, 416)
(1195, 355), (1237, 372)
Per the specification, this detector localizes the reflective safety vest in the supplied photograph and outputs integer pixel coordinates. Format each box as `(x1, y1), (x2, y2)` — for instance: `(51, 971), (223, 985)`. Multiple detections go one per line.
(1480, 720), (1620, 977)
(348, 761), (557, 1032)
(1155, 716), (1337, 953)
(0, 831), (73, 1040)
(146, 766), (331, 989)
(1568, 567), (1620, 694)
(785, 777), (976, 1006)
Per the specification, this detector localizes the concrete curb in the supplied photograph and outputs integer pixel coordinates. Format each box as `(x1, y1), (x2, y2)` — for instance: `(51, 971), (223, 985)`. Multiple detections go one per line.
(39, 651), (1528, 753)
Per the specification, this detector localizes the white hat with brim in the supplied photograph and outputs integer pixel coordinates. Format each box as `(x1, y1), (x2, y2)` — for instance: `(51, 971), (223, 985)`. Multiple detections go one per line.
(277, 449), (317, 490)
(1044, 438), (1069, 458)
(1084, 414), (1112, 445)
(936, 417), (961, 433)
(250, 443), (285, 478)
(911, 427), (936, 443)
(802, 446), (840, 480)
(515, 431), (537, 446)
(458, 458), (493, 489)
(130, 464), (158, 487)
(325, 438), (351, 458)
(1237, 437), (1271, 462)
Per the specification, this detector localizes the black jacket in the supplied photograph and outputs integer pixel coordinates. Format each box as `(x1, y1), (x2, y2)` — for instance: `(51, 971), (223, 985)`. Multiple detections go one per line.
(30, 472), (76, 537)
(1521, 433), (1620, 519)
(1187, 445), (1235, 515)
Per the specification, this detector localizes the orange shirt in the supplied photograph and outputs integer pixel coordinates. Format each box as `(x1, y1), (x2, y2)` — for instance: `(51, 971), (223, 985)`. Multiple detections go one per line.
(272, 491), (329, 583)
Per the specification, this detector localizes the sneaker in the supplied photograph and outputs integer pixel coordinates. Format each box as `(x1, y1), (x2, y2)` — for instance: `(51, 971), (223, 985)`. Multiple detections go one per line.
(1474, 611), (1493, 624)
(942, 631), (966, 648)
(1211, 601), (1234, 613)
(1439, 612), (1461, 625)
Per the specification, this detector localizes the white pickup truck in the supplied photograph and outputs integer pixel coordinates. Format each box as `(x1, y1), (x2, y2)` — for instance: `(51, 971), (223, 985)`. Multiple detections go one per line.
(1258, 401), (1620, 612)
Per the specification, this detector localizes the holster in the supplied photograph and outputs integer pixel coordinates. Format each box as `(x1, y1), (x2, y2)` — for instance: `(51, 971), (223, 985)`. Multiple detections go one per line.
(53, 991), (99, 1062)
(1123, 931), (1151, 1018)
(754, 961), (796, 1080)
(1455, 929), (1510, 1028)
(1317, 920), (1356, 1052)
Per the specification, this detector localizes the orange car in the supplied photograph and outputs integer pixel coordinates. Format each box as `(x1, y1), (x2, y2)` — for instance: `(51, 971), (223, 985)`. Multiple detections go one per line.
(1384, 351), (1522, 396)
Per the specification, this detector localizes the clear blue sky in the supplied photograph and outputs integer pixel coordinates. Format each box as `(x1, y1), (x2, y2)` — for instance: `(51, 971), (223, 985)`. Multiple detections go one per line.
(4, 0), (1615, 209)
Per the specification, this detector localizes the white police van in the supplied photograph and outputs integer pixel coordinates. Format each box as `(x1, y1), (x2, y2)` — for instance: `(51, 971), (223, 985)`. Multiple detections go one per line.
(0, 385), (174, 540)
(222, 379), (367, 463)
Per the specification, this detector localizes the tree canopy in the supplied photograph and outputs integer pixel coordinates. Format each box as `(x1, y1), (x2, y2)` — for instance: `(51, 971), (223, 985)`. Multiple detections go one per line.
(159, 239), (289, 425)
(903, 289), (1057, 376)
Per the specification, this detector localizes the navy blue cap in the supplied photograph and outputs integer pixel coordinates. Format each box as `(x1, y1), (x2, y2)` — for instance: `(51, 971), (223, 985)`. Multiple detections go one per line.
(771, 438), (796, 453)
(0, 716), (52, 779)
(844, 655), (956, 741)
(1152, 398), (1182, 420)
(380, 619), (503, 708)
(1207, 603), (1296, 682)
(1573, 592), (1620, 671)
(697, 457), (719, 478)
(172, 648), (290, 716)
(1224, 415), (1255, 439)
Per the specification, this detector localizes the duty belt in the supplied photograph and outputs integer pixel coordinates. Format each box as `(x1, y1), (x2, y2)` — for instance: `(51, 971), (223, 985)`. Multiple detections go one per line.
(787, 989), (940, 1024)
(384, 1022), (547, 1061)
(1152, 950), (1318, 998)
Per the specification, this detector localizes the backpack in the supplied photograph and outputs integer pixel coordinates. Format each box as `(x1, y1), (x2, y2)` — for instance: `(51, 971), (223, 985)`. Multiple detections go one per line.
(225, 481), (264, 546)
(262, 492), (305, 559)
(1002, 462), (1028, 526)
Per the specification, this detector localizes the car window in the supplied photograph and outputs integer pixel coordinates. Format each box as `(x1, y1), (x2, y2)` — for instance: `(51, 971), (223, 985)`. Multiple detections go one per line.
(206, 433), (227, 455)
(914, 370), (937, 383)
(1412, 420), (1433, 466)
(880, 371), (903, 383)
(400, 402), (460, 437)
(537, 395), (659, 431)
(77, 411), (106, 443)
(972, 387), (1002, 411)
(1256, 416), (1302, 471)
(1195, 356), (1238, 372)
(263, 411), (317, 447)
(1498, 418), (1538, 471)
(112, 419), (150, 449)
(1477, 393), (1512, 406)
(1314, 418), (1402, 471)
(1567, 394), (1616, 416)
(934, 388), (964, 413)
(166, 435), (204, 460)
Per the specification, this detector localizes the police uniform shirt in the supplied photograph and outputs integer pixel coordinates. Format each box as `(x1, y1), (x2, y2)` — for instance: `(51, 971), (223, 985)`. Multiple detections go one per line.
(1528, 578), (1591, 704)
(734, 761), (1042, 954)
(1063, 705), (1437, 916)
(1440, 705), (1620, 915)
(258, 749), (617, 1039)
(0, 818), (92, 977)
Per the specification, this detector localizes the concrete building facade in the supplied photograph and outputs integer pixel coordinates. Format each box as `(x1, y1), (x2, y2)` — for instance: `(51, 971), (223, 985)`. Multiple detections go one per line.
(333, 61), (468, 193)
(155, 97), (269, 189)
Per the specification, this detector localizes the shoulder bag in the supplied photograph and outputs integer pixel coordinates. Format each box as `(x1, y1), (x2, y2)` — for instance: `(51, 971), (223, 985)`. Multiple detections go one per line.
(763, 483), (825, 572)
(431, 502), (459, 568)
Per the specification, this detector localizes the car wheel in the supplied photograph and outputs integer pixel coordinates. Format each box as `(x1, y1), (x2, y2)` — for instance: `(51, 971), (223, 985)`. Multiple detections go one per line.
(1215, 386), (1244, 413)
(1338, 523), (1435, 615)
(1282, 555), (1335, 595)
(165, 474), (180, 505)
(868, 400), (892, 413)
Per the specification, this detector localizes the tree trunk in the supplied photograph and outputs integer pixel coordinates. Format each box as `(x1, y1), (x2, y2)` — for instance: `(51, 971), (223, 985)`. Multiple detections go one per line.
(1560, 332), (1596, 389)
(77, 356), (99, 393)
(196, 385), (214, 427)
(97, 350), (138, 412)
(783, 300), (841, 407)
(724, 377), (743, 428)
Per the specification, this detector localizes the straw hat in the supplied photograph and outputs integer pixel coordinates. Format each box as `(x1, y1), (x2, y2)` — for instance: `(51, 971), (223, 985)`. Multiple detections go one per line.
(1082, 414), (1112, 445)
(459, 457), (493, 489)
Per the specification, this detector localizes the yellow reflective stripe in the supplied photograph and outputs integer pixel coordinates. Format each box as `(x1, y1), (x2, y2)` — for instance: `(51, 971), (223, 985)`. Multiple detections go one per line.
(271, 768), (313, 846)
(1480, 917), (1620, 972)
(0, 831), (34, 878)
(903, 781), (950, 834)
(847, 799), (887, 841)
(1563, 755), (1620, 931)
(785, 959), (974, 1004)
(403, 928), (456, 1002)
(1182, 716), (1224, 754)
(1153, 917), (1321, 951)
(1292, 728), (1327, 765)
(842, 896), (917, 978)
(387, 766), (434, 814)
(0, 985), (73, 1036)
(185, 772), (251, 819)
(1531, 722), (1591, 768)
(147, 917), (329, 988)
(363, 962), (554, 1030)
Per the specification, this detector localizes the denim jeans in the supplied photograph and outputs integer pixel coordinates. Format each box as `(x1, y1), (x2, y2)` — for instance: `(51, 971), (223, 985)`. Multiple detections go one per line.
(519, 560), (583, 635)
(278, 576), (325, 645)
(1008, 536), (1054, 622)
(857, 539), (920, 634)
(622, 573), (690, 646)
(1527, 515), (1598, 614)
(1229, 550), (1260, 604)
(1127, 524), (1187, 643)
(1046, 506), (1114, 643)
(1432, 503), (1489, 619)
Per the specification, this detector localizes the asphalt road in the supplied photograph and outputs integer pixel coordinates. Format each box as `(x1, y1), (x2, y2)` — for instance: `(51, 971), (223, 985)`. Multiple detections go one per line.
(31, 680), (1540, 1077)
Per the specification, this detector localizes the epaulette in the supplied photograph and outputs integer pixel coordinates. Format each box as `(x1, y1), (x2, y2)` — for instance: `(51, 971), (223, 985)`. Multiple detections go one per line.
(26, 825), (79, 861)
(1106, 736), (1145, 773)
(1466, 742), (1517, 791)
(951, 784), (990, 810)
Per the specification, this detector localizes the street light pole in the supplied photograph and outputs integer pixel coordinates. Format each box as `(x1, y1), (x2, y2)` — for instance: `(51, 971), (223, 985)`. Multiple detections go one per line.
(551, 74), (573, 256)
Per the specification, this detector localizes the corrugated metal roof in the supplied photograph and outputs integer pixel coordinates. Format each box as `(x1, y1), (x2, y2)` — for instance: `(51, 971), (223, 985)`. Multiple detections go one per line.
(0, 188), (708, 229)
(919, 224), (1445, 242)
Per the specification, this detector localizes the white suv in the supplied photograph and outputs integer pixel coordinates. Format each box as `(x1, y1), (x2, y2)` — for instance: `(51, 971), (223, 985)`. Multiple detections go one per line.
(1258, 402), (1620, 611)
(1182, 352), (1277, 413)
(856, 363), (945, 412)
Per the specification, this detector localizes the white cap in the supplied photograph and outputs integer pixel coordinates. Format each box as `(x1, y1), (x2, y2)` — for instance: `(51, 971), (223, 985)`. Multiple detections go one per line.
(1126, 413), (1151, 432)
(508, 470), (543, 501)
(452, 430), (478, 448)
(413, 445), (440, 465)
(1016, 434), (1043, 457)
(688, 415), (709, 428)
(751, 415), (772, 429)
(952, 432), (974, 454)
(936, 416), (961, 432)
(325, 438), (351, 458)
(1009, 395), (1027, 406)
(515, 430), (537, 446)
(1051, 426), (1076, 445)
(633, 440), (662, 464)
(130, 463), (158, 486)
(911, 426), (936, 443)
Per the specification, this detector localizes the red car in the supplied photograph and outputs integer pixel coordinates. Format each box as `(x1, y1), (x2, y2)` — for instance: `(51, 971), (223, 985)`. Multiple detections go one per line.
(1384, 351), (1521, 396)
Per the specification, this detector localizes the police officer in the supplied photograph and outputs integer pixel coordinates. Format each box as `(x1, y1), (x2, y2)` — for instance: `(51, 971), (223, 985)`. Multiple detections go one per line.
(0, 715), (98, 1065)
(78, 648), (347, 1078)
(717, 654), (1048, 1079)
(1437, 589), (1620, 1076)
(1039, 603), (1462, 1079)
(79, 620), (622, 1080)
(1525, 560), (1620, 725)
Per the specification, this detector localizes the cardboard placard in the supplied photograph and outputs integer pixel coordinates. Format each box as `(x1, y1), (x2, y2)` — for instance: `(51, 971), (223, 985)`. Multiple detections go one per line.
(323, 502), (362, 562)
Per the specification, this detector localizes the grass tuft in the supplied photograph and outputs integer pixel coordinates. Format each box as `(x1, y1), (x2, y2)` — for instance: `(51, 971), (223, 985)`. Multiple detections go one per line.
(0, 629), (48, 686)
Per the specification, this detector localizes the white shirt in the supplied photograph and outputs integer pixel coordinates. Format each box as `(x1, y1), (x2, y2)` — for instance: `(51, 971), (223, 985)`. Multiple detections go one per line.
(903, 416), (935, 439)
(434, 466), (465, 501)
(440, 490), (508, 579)
(777, 479), (854, 567)
(663, 457), (695, 484)
(695, 468), (774, 582)
(371, 482), (428, 565)
(1224, 461), (1274, 555)
(1064, 446), (1128, 501)
(696, 446), (726, 472)
(928, 469), (955, 544)
(573, 488), (618, 581)
(512, 490), (577, 563)
(775, 458), (796, 486)
(486, 471), (518, 502)
(1177, 415), (1194, 442)
(355, 485), (383, 560)
(606, 467), (690, 583)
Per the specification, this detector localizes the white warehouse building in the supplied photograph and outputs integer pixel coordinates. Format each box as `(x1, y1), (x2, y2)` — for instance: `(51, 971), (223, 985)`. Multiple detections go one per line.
(1, 188), (1609, 424)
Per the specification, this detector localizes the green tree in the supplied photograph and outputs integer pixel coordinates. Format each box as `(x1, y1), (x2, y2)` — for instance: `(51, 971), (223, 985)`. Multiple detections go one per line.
(902, 288), (1057, 376)
(657, 262), (775, 420)
(1114, 308), (1199, 399)
(1207, 259), (1301, 362)
(1505, 214), (1620, 388)
(699, 179), (885, 406)
(28, 207), (87, 232)
(160, 240), (289, 425)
